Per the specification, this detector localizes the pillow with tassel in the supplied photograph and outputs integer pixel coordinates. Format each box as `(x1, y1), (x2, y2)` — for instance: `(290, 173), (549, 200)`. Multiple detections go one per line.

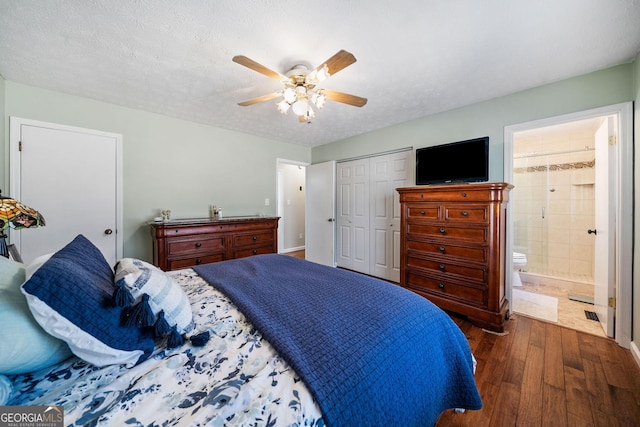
(113, 258), (194, 348)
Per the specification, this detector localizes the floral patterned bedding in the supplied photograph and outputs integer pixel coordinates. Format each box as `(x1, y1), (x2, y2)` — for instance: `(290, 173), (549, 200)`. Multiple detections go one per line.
(9, 269), (323, 426)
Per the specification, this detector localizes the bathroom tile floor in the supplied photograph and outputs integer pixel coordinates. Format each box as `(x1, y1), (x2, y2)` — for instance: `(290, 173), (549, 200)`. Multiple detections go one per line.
(513, 281), (606, 337)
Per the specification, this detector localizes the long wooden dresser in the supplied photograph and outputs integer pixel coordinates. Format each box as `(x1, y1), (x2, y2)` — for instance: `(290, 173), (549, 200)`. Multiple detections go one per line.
(150, 216), (279, 271)
(397, 183), (512, 332)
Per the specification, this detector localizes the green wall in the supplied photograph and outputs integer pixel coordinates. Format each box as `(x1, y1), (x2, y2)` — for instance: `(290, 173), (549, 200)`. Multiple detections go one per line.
(2, 82), (311, 261)
(312, 64), (634, 183)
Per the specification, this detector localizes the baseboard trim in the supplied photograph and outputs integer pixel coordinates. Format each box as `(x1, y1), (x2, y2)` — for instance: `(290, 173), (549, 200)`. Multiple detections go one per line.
(280, 246), (305, 254)
(630, 341), (640, 369)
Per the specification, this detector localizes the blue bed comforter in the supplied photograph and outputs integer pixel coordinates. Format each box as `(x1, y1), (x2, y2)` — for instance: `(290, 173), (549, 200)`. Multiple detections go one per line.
(194, 254), (482, 426)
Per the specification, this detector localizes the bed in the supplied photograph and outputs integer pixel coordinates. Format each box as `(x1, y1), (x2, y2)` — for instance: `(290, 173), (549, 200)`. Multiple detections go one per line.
(1, 235), (482, 426)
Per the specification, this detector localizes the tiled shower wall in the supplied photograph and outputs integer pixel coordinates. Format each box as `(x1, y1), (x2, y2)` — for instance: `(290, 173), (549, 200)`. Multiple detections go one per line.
(512, 129), (596, 284)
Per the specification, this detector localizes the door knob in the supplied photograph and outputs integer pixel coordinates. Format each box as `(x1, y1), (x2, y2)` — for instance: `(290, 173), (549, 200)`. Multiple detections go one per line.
(587, 229), (597, 235)
(104, 229), (113, 235)
(327, 218), (335, 222)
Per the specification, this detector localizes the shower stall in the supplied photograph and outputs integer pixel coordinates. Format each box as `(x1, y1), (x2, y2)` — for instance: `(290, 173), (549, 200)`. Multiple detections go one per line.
(511, 120), (598, 297)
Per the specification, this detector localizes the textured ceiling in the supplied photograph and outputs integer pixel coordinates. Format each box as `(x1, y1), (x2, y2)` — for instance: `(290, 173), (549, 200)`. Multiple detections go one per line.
(1, 0), (639, 148)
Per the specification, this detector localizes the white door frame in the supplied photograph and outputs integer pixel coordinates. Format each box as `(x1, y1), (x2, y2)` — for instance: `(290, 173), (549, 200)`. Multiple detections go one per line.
(504, 102), (632, 349)
(276, 158), (309, 254)
(9, 117), (123, 262)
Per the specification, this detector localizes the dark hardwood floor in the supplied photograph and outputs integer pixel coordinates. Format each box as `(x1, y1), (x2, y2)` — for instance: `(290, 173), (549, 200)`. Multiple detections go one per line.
(437, 313), (640, 427)
(284, 250), (640, 425)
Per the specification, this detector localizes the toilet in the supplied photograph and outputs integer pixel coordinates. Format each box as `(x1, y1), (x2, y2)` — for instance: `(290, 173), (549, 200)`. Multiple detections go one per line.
(512, 252), (527, 287)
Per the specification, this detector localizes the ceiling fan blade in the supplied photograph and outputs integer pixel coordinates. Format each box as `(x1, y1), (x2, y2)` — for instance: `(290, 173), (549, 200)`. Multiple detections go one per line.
(238, 92), (281, 106)
(233, 55), (287, 81)
(323, 89), (367, 107)
(312, 50), (357, 81)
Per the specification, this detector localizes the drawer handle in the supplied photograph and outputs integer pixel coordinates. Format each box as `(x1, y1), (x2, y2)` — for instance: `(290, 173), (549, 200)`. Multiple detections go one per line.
(420, 210), (425, 215)
(439, 264), (446, 270)
(439, 246), (446, 253)
(252, 249), (258, 255)
(252, 235), (258, 241)
(439, 227), (446, 234)
(195, 242), (202, 248)
(195, 258), (202, 265)
(438, 283), (445, 289)
(461, 211), (468, 216)
(461, 192), (467, 197)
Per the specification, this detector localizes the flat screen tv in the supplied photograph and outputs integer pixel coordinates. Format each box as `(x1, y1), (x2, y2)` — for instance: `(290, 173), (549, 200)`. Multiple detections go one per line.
(415, 137), (489, 185)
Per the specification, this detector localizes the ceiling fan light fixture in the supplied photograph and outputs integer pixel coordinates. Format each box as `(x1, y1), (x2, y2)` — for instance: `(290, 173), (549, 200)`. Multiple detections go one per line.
(291, 99), (309, 116)
(315, 65), (330, 82)
(277, 100), (291, 114)
(283, 87), (296, 104)
(311, 91), (326, 109)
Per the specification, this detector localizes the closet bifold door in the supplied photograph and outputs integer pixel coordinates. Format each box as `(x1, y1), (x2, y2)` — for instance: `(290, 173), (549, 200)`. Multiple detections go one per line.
(336, 150), (412, 282)
(336, 158), (370, 274)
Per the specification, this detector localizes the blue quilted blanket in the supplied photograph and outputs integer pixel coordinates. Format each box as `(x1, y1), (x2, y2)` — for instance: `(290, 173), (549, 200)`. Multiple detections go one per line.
(194, 254), (482, 426)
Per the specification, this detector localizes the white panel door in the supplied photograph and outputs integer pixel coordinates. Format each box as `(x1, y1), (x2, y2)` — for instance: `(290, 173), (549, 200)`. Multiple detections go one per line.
(305, 161), (336, 266)
(10, 118), (122, 266)
(594, 117), (615, 337)
(370, 151), (412, 282)
(336, 158), (369, 273)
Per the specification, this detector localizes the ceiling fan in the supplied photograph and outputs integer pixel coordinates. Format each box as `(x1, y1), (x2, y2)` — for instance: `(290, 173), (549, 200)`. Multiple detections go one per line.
(232, 50), (367, 122)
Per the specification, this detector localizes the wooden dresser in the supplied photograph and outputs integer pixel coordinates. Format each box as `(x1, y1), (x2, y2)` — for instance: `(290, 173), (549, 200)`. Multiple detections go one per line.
(150, 216), (279, 271)
(398, 183), (512, 332)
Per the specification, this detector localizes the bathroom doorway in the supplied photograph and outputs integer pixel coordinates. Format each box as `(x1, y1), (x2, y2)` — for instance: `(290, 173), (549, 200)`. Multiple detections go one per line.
(504, 103), (632, 347)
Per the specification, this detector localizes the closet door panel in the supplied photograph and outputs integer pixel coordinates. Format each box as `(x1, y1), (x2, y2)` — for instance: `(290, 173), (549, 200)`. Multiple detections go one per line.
(336, 159), (369, 274)
(370, 151), (412, 282)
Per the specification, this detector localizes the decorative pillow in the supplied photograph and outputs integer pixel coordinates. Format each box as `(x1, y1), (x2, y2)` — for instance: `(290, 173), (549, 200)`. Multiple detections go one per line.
(0, 256), (72, 375)
(21, 235), (155, 368)
(114, 258), (194, 347)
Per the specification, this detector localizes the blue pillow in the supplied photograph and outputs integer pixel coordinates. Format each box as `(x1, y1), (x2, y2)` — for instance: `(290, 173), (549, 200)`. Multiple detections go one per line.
(0, 256), (72, 375)
(21, 235), (155, 367)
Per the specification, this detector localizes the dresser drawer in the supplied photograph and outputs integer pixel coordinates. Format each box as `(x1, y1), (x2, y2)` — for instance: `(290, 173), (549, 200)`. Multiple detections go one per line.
(407, 240), (487, 263)
(406, 273), (486, 306)
(233, 231), (274, 248)
(167, 236), (225, 256)
(399, 185), (508, 203)
(233, 245), (275, 259)
(407, 223), (487, 242)
(443, 205), (489, 223)
(406, 205), (440, 220)
(406, 256), (486, 282)
(167, 253), (226, 270)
